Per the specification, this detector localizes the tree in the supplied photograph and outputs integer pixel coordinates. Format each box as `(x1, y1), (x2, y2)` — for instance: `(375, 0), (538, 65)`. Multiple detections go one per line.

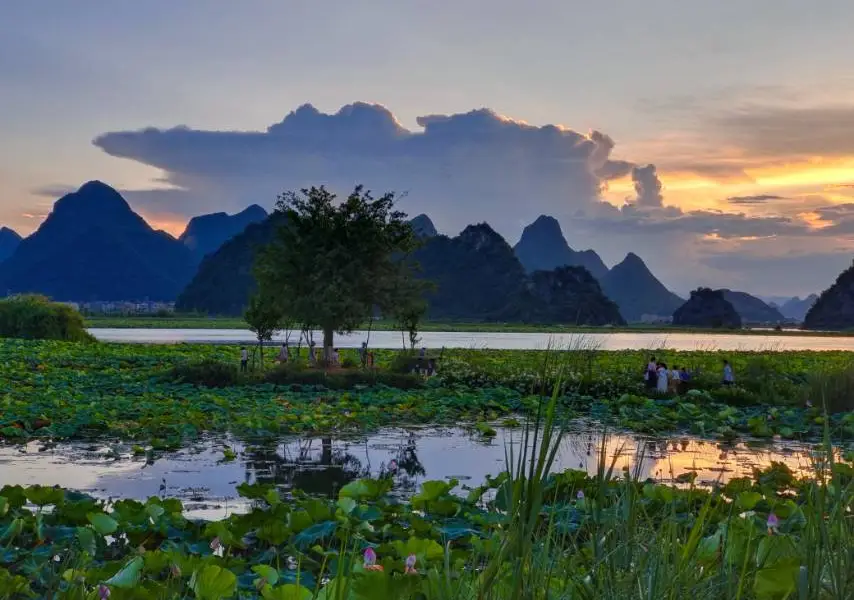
(255, 185), (424, 356)
(244, 292), (283, 368)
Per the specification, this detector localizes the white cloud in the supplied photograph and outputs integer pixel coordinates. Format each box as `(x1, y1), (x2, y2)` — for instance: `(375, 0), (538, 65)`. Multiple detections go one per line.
(88, 101), (853, 296)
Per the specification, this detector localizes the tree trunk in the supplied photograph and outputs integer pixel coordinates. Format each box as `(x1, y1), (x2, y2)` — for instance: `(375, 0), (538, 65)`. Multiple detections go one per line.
(323, 326), (334, 362)
(321, 438), (332, 465)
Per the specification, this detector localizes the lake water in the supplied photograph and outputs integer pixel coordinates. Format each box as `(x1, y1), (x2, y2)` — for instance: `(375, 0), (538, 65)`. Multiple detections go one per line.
(89, 327), (854, 351)
(0, 424), (827, 519)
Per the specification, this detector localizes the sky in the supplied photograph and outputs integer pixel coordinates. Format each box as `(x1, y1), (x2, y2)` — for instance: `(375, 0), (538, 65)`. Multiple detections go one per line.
(3, 0), (854, 298)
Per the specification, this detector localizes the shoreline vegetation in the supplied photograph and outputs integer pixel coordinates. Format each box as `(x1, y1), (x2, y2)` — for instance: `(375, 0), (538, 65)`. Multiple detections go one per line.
(83, 314), (854, 337)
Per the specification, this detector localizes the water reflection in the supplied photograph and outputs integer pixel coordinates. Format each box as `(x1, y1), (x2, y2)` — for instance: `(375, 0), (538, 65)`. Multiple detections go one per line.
(0, 425), (835, 519)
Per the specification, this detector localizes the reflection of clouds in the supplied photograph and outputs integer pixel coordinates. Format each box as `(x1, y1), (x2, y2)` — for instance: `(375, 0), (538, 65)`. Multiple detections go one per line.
(0, 430), (832, 521)
(0, 441), (141, 491)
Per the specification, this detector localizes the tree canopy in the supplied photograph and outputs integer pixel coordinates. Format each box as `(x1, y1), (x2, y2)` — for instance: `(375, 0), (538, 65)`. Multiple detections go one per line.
(255, 185), (423, 351)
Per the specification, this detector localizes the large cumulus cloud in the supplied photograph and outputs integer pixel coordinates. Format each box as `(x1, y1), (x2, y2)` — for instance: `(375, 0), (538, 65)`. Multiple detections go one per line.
(89, 101), (854, 296)
(94, 102), (631, 235)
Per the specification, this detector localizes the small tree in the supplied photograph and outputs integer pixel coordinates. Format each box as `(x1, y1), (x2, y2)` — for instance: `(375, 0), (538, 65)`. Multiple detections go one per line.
(256, 185), (424, 356)
(244, 293), (283, 369)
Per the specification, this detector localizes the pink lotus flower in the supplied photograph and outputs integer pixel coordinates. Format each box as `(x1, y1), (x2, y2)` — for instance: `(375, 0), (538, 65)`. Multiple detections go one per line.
(767, 513), (779, 534)
(577, 490), (585, 500)
(364, 547), (376, 567)
(170, 563), (182, 578)
(98, 585), (111, 600)
(210, 537), (222, 551)
(405, 554), (417, 574)
(388, 460), (398, 472)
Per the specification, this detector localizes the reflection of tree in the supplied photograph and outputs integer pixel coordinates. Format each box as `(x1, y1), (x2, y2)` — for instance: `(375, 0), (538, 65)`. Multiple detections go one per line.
(377, 432), (426, 495)
(242, 438), (368, 497)
(239, 432), (426, 497)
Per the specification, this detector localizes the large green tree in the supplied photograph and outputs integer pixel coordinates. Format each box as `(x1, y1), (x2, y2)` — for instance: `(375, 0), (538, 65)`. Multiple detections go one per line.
(255, 185), (422, 355)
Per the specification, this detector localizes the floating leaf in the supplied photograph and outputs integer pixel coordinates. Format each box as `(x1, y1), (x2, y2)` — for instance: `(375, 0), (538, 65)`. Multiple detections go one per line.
(87, 512), (119, 536)
(77, 526), (96, 556)
(104, 556), (144, 589)
(252, 564), (279, 586)
(191, 565), (237, 600)
(261, 583), (312, 600)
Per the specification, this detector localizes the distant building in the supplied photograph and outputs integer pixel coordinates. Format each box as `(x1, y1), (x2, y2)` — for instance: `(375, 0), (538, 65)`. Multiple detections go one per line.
(78, 301), (175, 315)
(640, 314), (673, 324)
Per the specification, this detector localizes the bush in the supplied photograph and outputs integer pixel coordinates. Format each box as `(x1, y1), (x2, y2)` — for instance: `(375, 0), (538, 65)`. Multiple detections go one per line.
(0, 295), (94, 342)
(804, 366), (854, 414)
(388, 350), (419, 374)
(169, 360), (241, 388)
(264, 364), (423, 390)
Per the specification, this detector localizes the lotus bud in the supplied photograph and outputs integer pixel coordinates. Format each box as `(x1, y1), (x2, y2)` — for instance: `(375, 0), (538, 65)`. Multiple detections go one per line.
(363, 547), (376, 567)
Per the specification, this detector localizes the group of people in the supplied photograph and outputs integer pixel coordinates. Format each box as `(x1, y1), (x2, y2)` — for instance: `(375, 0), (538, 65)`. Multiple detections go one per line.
(412, 347), (438, 377)
(644, 356), (735, 393)
(239, 340), (379, 371)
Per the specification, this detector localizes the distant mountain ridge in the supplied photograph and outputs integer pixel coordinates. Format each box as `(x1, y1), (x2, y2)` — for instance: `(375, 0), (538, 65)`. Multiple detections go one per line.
(0, 181), (196, 301)
(779, 295), (818, 321)
(179, 215), (624, 324)
(178, 212), (430, 315)
(721, 290), (785, 324)
(180, 205), (267, 260)
(599, 252), (684, 322)
(513, 215), (608, 279)
(0, 227), (22, 262)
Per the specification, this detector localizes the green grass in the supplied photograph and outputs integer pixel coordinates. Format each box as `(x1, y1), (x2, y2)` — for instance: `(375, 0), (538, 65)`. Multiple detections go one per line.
(83, 314), (854, 336)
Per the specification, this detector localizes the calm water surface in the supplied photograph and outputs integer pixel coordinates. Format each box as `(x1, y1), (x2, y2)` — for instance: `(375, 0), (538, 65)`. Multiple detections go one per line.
(90, 328), (854, 351)
(0, 425), (828, 519)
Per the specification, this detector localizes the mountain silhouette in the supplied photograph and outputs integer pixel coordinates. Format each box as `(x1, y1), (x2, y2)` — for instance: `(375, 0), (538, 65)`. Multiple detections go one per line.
(599, 252), (684, 322)
(804, 263), (854, 330)
(721, 290), (785, 324)
(778, 294), (818, 321)
(414, 223), (530, 320)
(673, 288), (742, 329)
(513, 215), (608, 279)
(177, 213), (285, 315)
(409, 214), (437, 238)
(0, 227), (22, 262)
(179, 204), (267, 260)
(178, 216), (622, 324)
(0, 181), (196, 301)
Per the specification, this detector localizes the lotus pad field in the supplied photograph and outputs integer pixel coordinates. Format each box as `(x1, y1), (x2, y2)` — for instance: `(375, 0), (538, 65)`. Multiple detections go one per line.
(2, 339), (854, 598)
(1, 340), (854, 445)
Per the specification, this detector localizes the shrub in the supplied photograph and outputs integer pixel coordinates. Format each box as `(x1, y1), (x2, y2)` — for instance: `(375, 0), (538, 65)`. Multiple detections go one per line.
(0, 295), (94, 342)
(388, 350), (419, 374)
(804, 366), (854, 414)
(168, 360), (241, 388)
(263, 364), (423, 390)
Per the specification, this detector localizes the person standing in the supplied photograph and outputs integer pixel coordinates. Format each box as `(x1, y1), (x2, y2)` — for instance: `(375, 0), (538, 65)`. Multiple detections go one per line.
(656, 362), (669, 393)
(722, 360), (735, 386)
(240, 347), (248, 372)
(277, 342), (289, 363)
(359, 342), (368, 368)
(645, 356), (657, 389)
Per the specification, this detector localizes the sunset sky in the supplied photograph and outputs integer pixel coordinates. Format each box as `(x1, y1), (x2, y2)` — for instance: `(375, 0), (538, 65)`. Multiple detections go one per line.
(3, 0), (854, 297)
